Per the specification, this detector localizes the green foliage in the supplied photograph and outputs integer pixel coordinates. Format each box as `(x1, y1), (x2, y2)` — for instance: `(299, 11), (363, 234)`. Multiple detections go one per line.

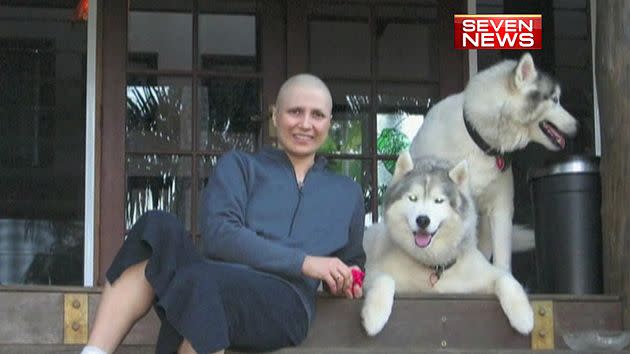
(377, 127), (410, 174)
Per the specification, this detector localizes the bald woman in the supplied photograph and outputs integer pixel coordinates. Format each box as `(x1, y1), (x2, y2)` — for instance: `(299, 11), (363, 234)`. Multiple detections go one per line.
(83, 74), (365, 354)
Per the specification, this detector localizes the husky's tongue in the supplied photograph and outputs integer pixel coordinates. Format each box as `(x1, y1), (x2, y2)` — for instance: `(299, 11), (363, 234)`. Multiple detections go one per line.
(541, 121), (566, 149)
(414, 231), (432, 248)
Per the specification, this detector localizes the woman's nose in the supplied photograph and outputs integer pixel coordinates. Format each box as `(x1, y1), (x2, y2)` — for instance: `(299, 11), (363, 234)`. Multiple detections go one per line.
(297, 114), (313, 129)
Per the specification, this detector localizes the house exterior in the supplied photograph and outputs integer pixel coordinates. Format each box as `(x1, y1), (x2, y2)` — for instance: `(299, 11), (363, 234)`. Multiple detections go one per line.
(1, 0), (628, 351)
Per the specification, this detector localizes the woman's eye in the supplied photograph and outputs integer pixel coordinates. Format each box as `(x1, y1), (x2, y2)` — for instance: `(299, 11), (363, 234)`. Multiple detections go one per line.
(408, 195), (418, 202)
(434, 198), (444, 204)
(312, 112), (326, 120)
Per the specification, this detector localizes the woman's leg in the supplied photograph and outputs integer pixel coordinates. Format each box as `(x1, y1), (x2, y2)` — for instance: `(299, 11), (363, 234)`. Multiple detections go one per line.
(154, 261), (308, 354)
(87, 260), (154, 353)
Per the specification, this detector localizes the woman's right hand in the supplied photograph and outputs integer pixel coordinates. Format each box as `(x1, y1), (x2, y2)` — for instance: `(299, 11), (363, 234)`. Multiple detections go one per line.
(301, 255), (353, 296)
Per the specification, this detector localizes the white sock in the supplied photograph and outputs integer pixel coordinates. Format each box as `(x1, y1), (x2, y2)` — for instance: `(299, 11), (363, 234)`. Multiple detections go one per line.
(80, 345), (108, 354)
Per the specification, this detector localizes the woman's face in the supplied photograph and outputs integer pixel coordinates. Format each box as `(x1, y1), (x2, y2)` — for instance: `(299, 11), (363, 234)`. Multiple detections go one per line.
(273, 84), (332, 160)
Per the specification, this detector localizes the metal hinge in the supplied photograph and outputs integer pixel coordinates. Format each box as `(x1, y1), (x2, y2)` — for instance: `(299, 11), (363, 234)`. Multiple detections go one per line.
(531, 300), (555, 350)
(64, 293), (88, 344)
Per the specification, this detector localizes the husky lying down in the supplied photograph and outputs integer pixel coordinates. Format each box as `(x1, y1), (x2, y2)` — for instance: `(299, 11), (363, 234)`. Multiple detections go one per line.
(361, 152), (534, 336)
(409, 53), (578, 271)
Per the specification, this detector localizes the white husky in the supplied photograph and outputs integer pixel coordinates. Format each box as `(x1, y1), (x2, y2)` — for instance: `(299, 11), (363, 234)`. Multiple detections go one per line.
(409, 53), (578, 271)
(361, 152), (534, 336)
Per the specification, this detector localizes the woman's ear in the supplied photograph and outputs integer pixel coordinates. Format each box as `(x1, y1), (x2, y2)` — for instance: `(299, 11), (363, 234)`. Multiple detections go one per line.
(270, 104), (277, 127)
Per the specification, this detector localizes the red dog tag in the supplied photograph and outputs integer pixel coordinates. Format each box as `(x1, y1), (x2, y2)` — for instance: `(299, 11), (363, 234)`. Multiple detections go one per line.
(496, 156), (505, 171)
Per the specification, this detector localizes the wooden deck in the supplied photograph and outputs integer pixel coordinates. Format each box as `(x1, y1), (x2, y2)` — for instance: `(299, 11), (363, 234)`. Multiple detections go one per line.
(0, 286), (624, 353)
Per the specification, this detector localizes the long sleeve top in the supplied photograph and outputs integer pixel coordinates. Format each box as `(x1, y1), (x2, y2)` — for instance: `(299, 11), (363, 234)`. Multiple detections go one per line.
(199, 146), (365, 321)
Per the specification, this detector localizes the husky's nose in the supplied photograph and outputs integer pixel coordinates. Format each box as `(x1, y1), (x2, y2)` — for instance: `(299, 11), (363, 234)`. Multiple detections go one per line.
(416, 215), (430, 229)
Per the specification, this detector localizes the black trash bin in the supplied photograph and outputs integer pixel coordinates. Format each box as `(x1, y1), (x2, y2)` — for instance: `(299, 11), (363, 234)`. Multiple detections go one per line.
(528, 155), (603, 294)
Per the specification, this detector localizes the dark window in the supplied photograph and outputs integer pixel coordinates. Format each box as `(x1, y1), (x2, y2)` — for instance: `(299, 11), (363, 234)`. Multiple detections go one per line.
(0, 6), (86, 285)
(476, 0), (594, 290)
(125, 0), (261, 237)
(302, 2), (440, 223)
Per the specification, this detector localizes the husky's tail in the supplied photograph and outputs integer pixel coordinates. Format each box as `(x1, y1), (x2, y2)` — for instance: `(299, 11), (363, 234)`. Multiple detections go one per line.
(512, 224), (536, 252)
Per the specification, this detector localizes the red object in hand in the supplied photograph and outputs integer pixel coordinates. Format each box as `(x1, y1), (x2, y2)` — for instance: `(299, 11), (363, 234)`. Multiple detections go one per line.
(74, 0), (88, 21)
(351, 268), (365, 296)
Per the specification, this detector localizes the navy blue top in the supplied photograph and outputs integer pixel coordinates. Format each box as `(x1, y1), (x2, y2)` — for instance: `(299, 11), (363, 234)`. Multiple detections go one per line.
(199, 146), (365, 320)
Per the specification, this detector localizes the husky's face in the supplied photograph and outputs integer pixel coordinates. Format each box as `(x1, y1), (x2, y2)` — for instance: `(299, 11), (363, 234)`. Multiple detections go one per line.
(508, 53), (578, 151)
(383, 152), (477, 265)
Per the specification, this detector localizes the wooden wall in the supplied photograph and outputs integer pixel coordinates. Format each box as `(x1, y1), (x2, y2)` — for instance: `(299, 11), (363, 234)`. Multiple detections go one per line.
(596, 0), (630, 327)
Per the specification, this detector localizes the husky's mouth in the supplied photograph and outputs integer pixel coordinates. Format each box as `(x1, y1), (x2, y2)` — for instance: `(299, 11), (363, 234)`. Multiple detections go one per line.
(413, 230), (436, 248)
(539, 120), (566, 149)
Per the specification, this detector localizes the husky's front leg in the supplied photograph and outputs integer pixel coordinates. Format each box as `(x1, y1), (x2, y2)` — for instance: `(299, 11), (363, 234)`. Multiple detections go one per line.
(361, 273), (396, 336)
(487, 170), (515, 271)
(495, 273), (534, 335)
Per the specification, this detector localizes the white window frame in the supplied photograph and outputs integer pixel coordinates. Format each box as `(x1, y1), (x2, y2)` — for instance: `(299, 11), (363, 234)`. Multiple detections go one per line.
(84, 0), (99, 287)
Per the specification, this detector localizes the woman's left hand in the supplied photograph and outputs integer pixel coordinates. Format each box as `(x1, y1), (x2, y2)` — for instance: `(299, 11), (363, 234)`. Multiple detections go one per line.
(341, 265), (363, 299)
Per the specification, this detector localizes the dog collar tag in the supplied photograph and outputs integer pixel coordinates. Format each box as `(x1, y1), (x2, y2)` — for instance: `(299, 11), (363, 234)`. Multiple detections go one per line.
(496, 156), (506, 171)
(429, 273), (439, 287)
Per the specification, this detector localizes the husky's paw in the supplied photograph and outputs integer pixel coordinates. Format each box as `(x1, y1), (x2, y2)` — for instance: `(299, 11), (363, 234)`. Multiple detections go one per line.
(495, 275), (534, 335)
(506, 300), (534, 335)
(361, 303), (391, 336)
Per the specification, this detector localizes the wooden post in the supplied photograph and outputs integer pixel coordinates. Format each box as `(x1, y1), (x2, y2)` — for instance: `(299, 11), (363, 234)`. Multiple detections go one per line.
(596, 0), (630, 327)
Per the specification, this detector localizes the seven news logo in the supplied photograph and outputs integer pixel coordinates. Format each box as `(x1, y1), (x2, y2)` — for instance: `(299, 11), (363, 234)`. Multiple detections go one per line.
(454, 14), (542, 50)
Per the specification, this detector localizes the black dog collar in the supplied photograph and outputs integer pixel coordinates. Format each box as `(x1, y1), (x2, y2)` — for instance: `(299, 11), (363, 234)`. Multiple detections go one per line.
(463, 110), (512, 172)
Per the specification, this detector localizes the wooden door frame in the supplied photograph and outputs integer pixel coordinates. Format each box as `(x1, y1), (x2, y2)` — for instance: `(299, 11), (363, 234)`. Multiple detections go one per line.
(98, 0), (127, 285)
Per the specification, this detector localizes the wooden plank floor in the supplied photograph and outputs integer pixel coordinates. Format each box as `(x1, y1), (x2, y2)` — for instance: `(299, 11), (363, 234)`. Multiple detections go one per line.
(0, 345), (622, 354)
(0, 287), (624, 353)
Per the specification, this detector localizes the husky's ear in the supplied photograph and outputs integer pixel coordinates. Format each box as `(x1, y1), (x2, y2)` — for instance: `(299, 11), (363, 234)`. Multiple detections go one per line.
(392, 151), (413, 184)
(514, 53), (537, 88)
(449, 160), (470, 190)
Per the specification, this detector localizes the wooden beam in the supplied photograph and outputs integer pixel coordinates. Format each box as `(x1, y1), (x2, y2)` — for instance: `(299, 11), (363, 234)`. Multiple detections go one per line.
(0, 290), (622, 350)
(98, 0), (128, 286)
(595, 0), (630, 327)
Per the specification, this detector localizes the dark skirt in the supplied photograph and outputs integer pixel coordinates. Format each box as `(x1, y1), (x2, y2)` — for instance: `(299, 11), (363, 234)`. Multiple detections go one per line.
(106, 211), (309, 354)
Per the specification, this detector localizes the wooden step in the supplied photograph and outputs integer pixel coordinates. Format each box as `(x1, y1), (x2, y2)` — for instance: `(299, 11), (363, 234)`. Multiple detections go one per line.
(0, 345), (620, 354)
(0, 286), (624, 352)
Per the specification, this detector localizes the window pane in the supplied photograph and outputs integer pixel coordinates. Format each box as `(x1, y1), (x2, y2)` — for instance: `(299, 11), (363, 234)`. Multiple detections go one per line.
(126, 77), (193, 151)
(309, 20), (370, 78)
(198, 78), (261, 152)
(321, 82), (370, 155)
(325, 158), (373, 225)
(377, 21), (439, 81)
(126, 155), (192, 230)
(376, 83), (437, 155)
(198, 14), (257, 72)
(0, 7), (86, 285)
(128, 1), (193, 70)
(196, 155), (219, 238)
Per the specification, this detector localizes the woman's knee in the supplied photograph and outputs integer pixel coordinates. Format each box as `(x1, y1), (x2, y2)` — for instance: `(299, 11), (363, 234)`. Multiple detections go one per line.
(137, 210), (182, 230)
(129, 210), (189, 246)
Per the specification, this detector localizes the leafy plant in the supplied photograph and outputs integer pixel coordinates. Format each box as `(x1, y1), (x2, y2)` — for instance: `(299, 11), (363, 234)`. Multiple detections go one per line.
(376, 127), (410, 174)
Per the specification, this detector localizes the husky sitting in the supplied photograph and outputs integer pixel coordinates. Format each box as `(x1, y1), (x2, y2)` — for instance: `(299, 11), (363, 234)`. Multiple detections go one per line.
(409, 53), (578, 271)
(361, 152), (534, 336)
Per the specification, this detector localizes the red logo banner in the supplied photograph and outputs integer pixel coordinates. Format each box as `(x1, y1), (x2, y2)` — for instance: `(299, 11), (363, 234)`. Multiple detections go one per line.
(454, 15), (542, 50)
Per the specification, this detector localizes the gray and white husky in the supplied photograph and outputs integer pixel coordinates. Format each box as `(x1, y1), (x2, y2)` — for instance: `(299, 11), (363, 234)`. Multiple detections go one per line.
(409, 53), (578, 271)
(361, 152), (534, 336)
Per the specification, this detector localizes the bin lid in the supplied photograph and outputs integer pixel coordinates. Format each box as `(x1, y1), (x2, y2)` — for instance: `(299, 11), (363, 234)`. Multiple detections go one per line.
(528, 155), (600, 181)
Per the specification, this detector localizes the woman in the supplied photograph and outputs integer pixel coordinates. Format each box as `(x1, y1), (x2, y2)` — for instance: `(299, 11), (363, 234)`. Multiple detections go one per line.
(82, 74), (366, 354)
